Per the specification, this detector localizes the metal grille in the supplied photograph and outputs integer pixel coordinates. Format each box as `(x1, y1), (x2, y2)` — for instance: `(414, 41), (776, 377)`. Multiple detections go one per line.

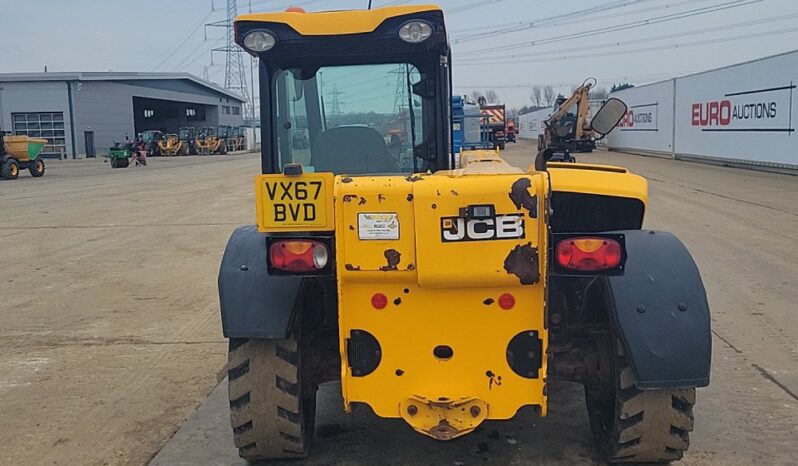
(12, 112), (67, 159)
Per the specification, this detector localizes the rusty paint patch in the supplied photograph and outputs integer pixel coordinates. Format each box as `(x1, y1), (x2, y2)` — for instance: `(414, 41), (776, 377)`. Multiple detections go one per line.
(378, 194), (386, 203)
(345, 263), (361, 271)
(341, 176), (353, 183)
(429, 420), (460, 441)
(358, 197), (367, 206)
(509, 178), (537, 218)
(348, 225), (355, 231)
(380, 249), (401, 271)
(407, 263), (415, 270)
(450, 189), (459, 196)
(483, 298), (494, 305)
(503, 243), (540, 285)
(406, 175), (424, 182)
(343, 194), (357, 203)
(406, 193), (414, 202)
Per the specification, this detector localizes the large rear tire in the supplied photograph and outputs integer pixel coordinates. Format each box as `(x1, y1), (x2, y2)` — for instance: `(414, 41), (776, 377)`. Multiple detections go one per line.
(585, 341), (696, 463)
(2, 159), (19, 179)
(227, 337), (317, 462)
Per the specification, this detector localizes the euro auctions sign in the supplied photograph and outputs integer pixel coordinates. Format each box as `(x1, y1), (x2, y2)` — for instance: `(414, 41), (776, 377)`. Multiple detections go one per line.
(618, 102), (659, 131)
(690, 85), (795, 133)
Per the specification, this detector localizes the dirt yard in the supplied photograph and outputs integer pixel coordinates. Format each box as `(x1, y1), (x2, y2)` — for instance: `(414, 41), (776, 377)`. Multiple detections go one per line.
(1, 143), (797, 465)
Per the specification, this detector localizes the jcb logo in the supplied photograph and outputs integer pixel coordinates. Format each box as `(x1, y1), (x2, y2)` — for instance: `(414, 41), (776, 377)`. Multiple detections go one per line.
(441, 214), (524, 242)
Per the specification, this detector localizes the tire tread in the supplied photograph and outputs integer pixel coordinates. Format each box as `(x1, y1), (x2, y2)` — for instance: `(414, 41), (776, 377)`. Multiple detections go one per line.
(227, 338), (315, 461)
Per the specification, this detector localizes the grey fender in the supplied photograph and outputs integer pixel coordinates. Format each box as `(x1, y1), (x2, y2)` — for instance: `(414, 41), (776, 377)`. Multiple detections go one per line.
(218, 225), (302, 339)
(607, 230), (711, 389)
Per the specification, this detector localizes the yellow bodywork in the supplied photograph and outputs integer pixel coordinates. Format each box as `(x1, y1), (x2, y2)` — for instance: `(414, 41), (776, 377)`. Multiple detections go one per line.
(196, 136), (224, 155)
(255, 155), (554, 439)
(253, 151), (647, 440)
(547, 162), (648, 206)
(237, 4), (441, 36)
(157, 134), (182, 156)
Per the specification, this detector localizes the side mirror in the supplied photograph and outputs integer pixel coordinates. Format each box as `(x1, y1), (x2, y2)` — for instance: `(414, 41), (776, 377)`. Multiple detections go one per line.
(590, 97), (627, 136)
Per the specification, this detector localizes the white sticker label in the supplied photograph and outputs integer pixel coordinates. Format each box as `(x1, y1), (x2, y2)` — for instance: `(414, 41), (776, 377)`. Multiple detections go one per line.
(358, 213), (400, 240)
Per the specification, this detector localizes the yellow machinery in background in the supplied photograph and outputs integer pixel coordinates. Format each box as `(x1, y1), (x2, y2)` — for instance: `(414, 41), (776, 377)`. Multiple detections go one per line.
(157, 133), (183, 156)
(539, 77), (599, 159)
(216, 5), (712, 464)
(1, 132), (47, 179)
(195, 127), (227, 155)
(227, 126), (246, 152)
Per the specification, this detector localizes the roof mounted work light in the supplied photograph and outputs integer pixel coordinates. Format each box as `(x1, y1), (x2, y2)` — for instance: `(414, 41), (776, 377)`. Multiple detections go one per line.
(398, 20), (432, 43)
(243, 30), (276, 52)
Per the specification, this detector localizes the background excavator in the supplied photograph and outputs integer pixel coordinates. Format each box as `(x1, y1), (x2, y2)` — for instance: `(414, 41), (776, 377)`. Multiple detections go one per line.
(538, 77), (599, 162)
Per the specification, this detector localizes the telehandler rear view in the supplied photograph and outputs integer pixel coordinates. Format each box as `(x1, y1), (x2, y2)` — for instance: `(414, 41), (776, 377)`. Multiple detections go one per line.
(218, 5), (711, 463)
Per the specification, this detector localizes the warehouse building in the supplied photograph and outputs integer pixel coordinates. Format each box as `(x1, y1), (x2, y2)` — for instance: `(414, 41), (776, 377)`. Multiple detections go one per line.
(0, 72), (246, 159)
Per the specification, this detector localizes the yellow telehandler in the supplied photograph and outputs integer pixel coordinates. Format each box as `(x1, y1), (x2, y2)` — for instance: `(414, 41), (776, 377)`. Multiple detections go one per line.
(157, 133), (183, 156)
(217, 5), (711, 463)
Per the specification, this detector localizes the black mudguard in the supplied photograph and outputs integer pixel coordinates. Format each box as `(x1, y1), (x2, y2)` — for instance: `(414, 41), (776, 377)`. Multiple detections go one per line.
(607, 230), (711, 389)
(218, 225), (302, 339)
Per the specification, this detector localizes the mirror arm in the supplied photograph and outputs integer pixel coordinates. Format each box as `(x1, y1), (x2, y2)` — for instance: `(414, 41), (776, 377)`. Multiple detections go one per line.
(534, 148), (554, 171)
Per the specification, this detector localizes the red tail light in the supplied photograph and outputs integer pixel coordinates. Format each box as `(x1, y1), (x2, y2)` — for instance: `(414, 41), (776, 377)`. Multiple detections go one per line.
(270, 240), (328, 272)
(556, 237), (622, 271)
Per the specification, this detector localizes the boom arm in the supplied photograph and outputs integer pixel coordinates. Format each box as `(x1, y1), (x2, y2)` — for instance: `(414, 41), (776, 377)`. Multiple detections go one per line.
(545, 81), (593, 137)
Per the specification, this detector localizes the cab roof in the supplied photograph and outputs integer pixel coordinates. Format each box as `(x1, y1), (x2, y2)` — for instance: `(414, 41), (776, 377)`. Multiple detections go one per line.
(236, 4), (442, 36)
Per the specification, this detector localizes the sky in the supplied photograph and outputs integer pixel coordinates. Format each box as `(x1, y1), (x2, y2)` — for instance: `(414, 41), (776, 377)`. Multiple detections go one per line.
(2, 0), (798, 110)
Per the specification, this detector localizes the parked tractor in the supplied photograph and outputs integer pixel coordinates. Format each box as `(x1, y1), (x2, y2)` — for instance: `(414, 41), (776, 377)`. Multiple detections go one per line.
(139, 130), (163, 157)
(218, 5), (711, 464)
(179, 127), (197, 155)
(1, 131), (47, 179)
(107, 142), (131, 168)
(195, 126), (226, 155)
(221, 126), (246, 152)
(157, 133), (183, 156)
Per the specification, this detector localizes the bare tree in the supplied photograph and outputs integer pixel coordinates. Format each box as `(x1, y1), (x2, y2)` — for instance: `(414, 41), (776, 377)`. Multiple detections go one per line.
(530, 86), (542, 107)
(543, 85), (555, 106)
(591, 86), (609, 100)
(468, 90), (482, 103)
(484, 89), (499, 104)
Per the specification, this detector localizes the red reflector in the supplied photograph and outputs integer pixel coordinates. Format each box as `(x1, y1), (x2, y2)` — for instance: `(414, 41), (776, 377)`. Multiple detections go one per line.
(285, 6), (306, 13)
(269, 240), (328, 272)
(556, 237), (622, 271)
(498, 293), (515, 310)
(371, 293), (388, 309)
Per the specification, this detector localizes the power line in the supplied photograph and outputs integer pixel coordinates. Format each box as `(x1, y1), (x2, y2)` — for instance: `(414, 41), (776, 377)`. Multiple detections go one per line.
(458, 11), (798, 64)
(153, 9), (216, 71)
(451, 0), (725, 41)
(172, 36), (224, 71)
(448, 0), (507, 14)
(455, 0), (765, 56)
(452, 0), (657, 41)
(456, 24), (798, 66)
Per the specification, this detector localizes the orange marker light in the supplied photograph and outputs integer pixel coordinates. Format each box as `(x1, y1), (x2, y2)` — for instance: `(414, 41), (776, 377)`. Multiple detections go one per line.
(269, 240), (328, 272)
